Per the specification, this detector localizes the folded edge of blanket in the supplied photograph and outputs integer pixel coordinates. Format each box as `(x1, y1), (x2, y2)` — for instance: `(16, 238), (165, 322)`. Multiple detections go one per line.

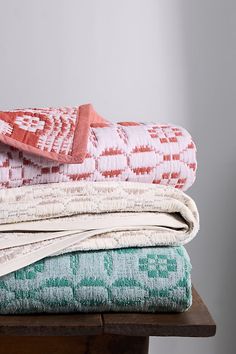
(0, 104), (107, 164)
(0, 246), (192, 314)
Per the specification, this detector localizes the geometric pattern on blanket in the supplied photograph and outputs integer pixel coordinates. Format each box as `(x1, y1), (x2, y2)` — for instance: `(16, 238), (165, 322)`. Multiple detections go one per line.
(0, 181), (199, 277)
(0, 181), (199, 237)
(0, 104), (107, 164)
(0, 246), (192, 314)
(0, 122), (196, 191)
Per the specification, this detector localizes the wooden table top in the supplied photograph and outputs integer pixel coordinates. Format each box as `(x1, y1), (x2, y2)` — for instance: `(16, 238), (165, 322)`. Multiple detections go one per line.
(0, 287), (216, 338)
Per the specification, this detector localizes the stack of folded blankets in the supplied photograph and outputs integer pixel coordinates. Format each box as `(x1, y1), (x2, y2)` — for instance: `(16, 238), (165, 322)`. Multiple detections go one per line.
(0, 104), (199, 314)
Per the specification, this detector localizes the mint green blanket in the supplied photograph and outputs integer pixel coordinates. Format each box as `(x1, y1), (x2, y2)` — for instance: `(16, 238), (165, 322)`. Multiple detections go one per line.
(0, 246), (192, 314)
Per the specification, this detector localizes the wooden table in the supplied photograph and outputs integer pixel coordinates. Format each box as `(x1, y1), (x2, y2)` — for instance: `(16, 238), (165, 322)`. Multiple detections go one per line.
(0, 287), (216, 354)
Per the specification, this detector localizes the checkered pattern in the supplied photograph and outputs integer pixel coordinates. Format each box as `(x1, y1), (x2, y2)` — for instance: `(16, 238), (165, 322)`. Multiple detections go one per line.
(0, 122), (196, 191)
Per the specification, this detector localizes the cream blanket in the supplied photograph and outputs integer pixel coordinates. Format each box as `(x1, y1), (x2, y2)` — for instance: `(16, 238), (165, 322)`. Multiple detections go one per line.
(0, 181), (199, 276)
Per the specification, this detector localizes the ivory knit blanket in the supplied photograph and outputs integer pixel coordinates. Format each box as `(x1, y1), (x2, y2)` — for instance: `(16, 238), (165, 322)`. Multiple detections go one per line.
(0, 181), (199, 277)
(0, 104), (196, 191)
(0, 246), (192, 314)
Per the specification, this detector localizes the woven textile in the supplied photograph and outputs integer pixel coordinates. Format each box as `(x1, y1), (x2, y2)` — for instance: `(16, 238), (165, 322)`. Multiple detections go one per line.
(0, 181), (199, 277)
(0, 104), (106, 164)
(0, 246), (192, 314)
(0, 109), (196, 191)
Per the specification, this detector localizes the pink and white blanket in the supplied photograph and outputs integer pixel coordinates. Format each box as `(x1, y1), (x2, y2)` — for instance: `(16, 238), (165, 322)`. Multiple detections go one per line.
(0, 104), (197, 191)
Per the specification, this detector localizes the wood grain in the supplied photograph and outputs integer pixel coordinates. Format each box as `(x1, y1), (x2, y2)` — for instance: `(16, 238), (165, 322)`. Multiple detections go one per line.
(0, 314), (103, 336)
(0, 335), (149, 354)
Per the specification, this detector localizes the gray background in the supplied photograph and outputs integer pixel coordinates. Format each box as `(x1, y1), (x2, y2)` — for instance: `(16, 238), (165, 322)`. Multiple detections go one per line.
(0, 1), (235, 353)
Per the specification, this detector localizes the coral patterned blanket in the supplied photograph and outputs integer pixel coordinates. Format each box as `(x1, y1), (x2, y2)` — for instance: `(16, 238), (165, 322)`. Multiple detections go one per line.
(0, 104), (197, 191)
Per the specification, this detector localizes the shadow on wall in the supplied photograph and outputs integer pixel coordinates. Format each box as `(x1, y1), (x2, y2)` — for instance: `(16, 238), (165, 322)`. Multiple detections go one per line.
(183, 1), (236, 354)
(150, 1), (236, 354)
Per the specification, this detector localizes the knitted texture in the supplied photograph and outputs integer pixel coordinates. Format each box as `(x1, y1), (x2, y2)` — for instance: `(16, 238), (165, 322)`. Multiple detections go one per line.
(0, 246), (192, 314)
(0, 181), (199, 277)
(0, 120), (196, 191)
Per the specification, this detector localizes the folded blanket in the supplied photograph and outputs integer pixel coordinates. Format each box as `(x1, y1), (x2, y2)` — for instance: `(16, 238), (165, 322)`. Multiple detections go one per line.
(0, 104), (196, 191)
(0, 104), (106, 164)
(0, 246), (192, 314)
(0, 181), (199, 277)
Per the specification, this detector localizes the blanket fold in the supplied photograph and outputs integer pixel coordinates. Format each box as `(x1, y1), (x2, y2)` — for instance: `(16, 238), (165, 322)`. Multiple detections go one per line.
(0, 181), (199, 277)
(0, 246), (192, 314)
(0, 104), (197, 191)
(0, 104), (107, 164)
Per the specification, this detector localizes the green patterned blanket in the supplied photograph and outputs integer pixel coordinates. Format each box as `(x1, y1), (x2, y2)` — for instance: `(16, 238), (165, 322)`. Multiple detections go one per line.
(0, 246), (192, 314)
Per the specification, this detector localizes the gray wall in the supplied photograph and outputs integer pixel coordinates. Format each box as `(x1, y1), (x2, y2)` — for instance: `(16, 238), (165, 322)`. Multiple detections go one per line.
(0, 1), (235, 353)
